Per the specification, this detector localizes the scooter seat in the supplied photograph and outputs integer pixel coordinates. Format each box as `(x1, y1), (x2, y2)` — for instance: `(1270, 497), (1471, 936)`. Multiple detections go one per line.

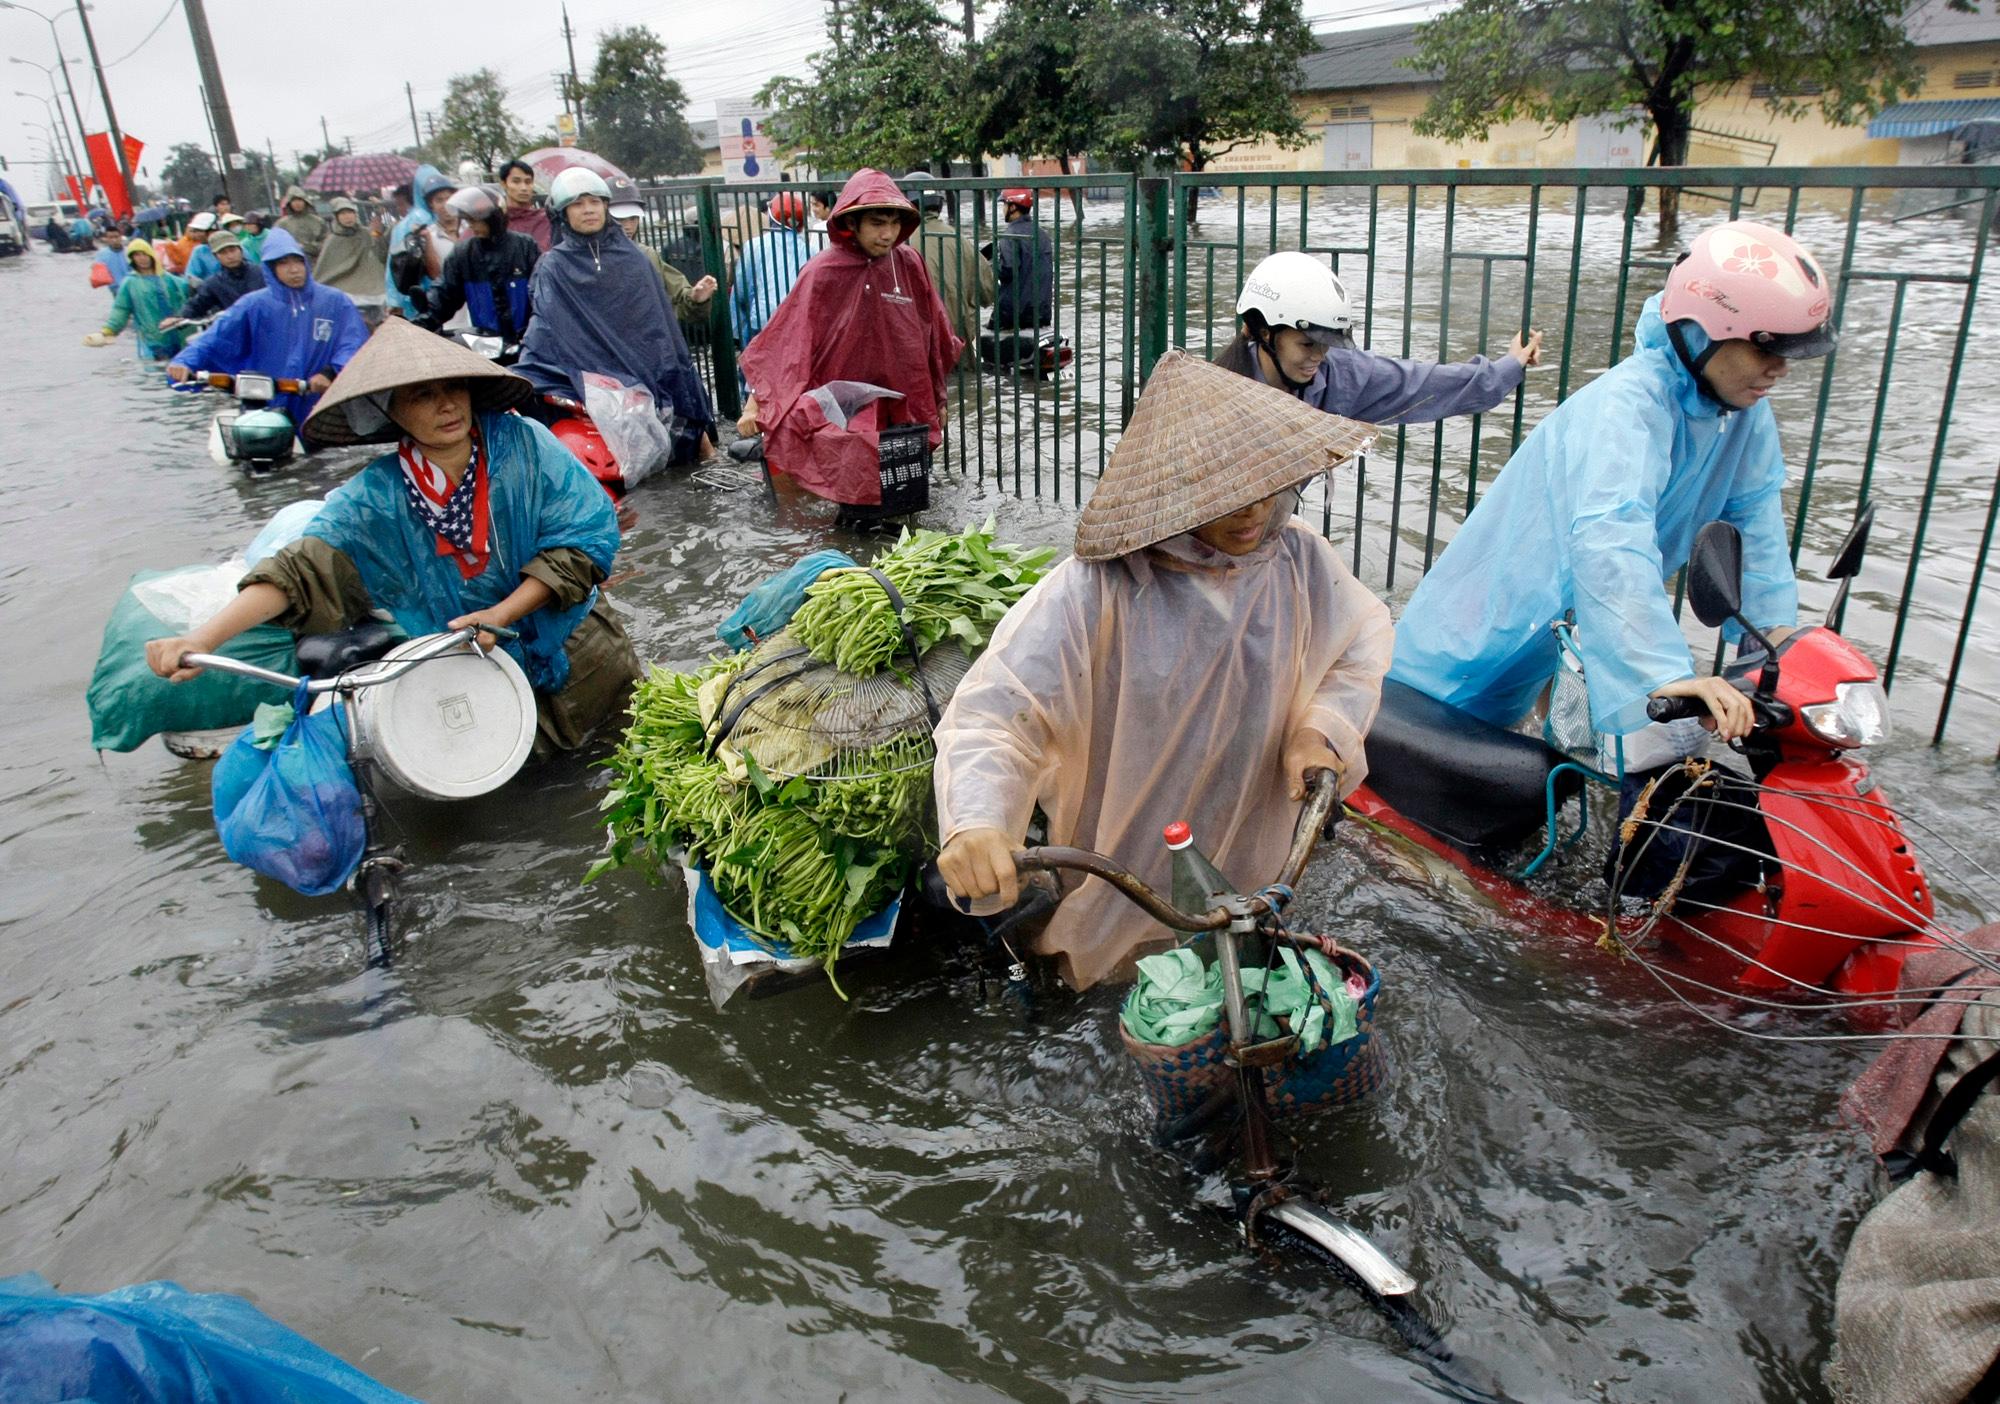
(295, 621), (401, 681)
(1364, 679), (1584, 855)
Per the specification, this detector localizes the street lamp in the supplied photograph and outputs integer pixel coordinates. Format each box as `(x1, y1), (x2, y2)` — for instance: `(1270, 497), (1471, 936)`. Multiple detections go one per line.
(10, 55), (82, 189)
(0, 2), (126, 196)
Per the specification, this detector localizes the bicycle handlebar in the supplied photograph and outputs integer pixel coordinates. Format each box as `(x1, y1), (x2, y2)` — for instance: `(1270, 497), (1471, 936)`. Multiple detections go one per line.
(176, 371), (306, 393)
(1004, 770), (1343, 933)
(178, 625), (510, 694)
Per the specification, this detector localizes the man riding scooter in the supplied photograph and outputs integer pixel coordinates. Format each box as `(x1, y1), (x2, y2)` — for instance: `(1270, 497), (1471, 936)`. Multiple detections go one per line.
(166, 228), (369, 427)
(1388, 220), (1838, 899)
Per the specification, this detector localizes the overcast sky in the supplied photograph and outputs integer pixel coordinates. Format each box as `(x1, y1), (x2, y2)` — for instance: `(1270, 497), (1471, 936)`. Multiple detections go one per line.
(1, 0), (1446, 201)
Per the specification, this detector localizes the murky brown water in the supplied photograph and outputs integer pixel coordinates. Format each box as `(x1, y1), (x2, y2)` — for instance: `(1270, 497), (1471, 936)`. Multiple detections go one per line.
(1, 232), (1996, 1403)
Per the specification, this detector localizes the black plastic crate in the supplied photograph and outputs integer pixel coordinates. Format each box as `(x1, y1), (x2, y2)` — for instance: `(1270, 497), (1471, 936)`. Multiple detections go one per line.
(843, 422), (932, 522)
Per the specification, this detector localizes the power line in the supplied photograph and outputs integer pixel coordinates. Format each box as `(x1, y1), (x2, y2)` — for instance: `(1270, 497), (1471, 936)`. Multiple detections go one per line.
(103, 0), (181, 67)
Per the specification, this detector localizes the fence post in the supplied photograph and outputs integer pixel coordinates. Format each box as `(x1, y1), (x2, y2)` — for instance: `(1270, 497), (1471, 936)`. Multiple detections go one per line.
(1137, 175), (1171, 382)
(695, 182), (742, 422)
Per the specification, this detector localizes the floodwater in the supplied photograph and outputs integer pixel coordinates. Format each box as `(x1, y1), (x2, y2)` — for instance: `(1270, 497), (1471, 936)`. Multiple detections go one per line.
(1, 238), (1996, 1403)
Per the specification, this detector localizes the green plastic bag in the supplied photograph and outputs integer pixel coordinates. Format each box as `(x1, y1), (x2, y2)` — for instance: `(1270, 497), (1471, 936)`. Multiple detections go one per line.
(86, 566), (299, 753)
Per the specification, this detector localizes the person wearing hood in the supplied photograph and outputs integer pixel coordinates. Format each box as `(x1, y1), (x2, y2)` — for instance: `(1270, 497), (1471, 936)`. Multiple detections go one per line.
(238, 210), (268, 263)
(386, 165), (456, 321)
(313, 196), (389, 311)
(902, 171), (992, 365)
(498, 158), (554, 252)
(514, 168), (716, 463)
(275, 185), (327, 259)
(606, 177), (713, 326)
(166, 228), (370, 423)
(985, 187), (1053, 333)
(66, 213), (96, 250)
(164, 231), (262, 323)
(933, 351), (1392, 990)
(144, 319), (640, 754)
(735, 168), (962, 507)
(81, 238), (189, 360)
(1389, 221), (1834, 894)
(89, 226), (130, 291)
(422, 185), (538, 342)
(1218, 251), (1542, 424)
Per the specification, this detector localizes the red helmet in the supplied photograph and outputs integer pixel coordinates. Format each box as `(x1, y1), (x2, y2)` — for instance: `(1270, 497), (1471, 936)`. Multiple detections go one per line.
(768, 192), (806, 229)
(1001, 187), (1034, 208)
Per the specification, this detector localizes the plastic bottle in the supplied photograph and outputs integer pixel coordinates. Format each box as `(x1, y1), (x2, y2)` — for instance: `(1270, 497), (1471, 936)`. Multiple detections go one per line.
(1165, 821), (1231, 920)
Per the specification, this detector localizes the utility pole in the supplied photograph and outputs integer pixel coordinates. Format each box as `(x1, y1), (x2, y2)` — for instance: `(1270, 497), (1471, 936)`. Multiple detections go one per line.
(196, 77), (226, 190)
(405, 81), (422, 149)
(562, 4), (583, 140)
(264, 137), (280, 206)
(71, 0), (133, 198)
(829, 0), (843, 55)
(424, 111), (436, 143)
(320, 114), (332, 155)
(182, 0), (247, 208)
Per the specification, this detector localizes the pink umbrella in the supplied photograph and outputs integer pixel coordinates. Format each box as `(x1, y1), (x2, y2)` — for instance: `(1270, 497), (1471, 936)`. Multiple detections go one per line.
(302, 152), (420, 196)
(521, 147), (632, 185)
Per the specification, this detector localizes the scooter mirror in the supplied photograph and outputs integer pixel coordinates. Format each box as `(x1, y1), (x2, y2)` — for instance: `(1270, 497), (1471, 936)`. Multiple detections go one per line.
(1828, 502), (1877, 581)
(1686, 521), (1745, 629)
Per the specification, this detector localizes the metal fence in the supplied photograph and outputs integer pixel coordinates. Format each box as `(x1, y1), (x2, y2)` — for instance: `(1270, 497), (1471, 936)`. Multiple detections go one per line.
(636, 166), (2000, 747)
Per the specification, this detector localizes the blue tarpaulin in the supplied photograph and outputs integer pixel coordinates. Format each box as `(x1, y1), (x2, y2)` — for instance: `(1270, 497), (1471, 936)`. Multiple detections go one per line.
(0, 1273), (417, 1403)
(1867, 98), (2000, 139)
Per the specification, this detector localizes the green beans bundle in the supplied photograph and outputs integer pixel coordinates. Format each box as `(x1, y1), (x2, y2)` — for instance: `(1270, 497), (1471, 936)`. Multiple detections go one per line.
(789, 521), (1056, 677)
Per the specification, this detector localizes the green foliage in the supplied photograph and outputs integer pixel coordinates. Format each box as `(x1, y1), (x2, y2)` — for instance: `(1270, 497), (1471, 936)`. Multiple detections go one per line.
(159, 143), (219, 205)
(760, 0), (976, 173)
(1409, 0), (1935, 166)
(1077, 0), (1315, 172)
(434, 68), (530, 177)
(971, 0), (1105, 172)
(582, 25), (704, 178)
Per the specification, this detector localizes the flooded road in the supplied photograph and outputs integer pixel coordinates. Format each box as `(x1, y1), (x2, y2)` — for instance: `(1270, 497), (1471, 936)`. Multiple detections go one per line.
(2, 242), (1997, 1402)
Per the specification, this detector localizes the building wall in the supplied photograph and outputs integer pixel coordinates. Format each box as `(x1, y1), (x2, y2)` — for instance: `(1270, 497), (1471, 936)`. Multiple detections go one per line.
(1201, 37), (2000, 172)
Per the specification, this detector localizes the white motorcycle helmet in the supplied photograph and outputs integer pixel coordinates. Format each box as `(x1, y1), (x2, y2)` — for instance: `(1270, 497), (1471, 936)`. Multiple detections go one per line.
(1235, 250), (1357, 357)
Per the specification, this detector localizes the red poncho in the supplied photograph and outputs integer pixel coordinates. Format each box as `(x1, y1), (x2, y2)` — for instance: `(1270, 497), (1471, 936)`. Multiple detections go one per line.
(739, 169), (964, 505)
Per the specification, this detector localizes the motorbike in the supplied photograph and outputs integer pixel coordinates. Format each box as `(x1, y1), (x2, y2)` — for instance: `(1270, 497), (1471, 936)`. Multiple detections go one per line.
(178, 369), (305, 474)
(536, 390), (626, 502)
(977, 326), (1073, 380)
(442, 327), (520, 367)
(1351, 505), (1954, 1005)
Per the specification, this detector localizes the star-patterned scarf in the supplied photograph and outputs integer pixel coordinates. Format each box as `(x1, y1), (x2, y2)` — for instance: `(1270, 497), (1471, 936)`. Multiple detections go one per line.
(397, 428), (491, 579)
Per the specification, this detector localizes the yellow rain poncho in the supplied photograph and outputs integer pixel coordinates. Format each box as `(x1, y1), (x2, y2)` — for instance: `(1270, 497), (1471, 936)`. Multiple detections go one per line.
(933, 351), (1392, 989)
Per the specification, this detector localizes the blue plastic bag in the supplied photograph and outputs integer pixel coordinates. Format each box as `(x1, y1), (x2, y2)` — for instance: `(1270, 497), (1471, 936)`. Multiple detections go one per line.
(245, 499), (326, 567)
(716, 549), (858, 651)
(212, 684), (365, 897)
(0, 1272), (417, 1403)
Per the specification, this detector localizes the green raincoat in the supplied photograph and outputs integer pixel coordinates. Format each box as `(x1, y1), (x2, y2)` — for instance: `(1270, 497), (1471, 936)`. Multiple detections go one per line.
(103, 239), (190, 361)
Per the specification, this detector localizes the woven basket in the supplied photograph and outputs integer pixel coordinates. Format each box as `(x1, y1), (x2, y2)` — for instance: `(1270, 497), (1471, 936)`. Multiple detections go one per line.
(1121, 945), (1387, 1130)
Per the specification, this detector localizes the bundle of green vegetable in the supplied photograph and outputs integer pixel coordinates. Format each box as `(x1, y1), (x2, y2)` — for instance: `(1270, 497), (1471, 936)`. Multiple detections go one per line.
(591, 523), (1057, 991)
(790, 520), (1056, 676)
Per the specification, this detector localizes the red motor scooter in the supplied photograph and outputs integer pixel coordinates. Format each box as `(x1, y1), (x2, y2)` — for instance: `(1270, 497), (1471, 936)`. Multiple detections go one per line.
(1353, 505), (1954, 1004)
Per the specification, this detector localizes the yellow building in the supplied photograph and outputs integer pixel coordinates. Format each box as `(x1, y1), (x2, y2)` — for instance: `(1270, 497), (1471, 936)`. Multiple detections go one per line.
(1205, 0), (2000, 173)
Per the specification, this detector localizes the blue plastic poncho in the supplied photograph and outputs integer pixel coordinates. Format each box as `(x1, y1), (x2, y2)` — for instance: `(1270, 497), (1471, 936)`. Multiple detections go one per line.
(384, 165), (450, 318)
(1389, 294), (1798, 737)
(186, 240), (221, 283)
(515, 221), (715, 447)
(300, 411), (620, 693)
(0, 1272), (416, 1403)
(730, 224), (811, 344)
(169, 228), (370, 423)
(92, 244), (130, 291)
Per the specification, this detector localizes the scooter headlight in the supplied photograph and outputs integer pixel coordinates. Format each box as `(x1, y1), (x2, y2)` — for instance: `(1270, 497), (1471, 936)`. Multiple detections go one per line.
(233, 372), (275, 403)
(1802, 680), (1890, 749)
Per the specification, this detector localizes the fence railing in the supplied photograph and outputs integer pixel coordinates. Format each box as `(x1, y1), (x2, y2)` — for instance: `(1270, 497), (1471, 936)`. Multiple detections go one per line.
(636, 165), (2000, 748)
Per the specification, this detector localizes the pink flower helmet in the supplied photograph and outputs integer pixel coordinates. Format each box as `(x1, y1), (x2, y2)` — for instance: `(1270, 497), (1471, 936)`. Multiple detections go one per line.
(1660, 220), (1836, 359)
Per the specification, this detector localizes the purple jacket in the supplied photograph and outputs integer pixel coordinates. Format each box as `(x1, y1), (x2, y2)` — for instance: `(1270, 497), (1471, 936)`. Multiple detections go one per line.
(1251, 343), (1524, 425)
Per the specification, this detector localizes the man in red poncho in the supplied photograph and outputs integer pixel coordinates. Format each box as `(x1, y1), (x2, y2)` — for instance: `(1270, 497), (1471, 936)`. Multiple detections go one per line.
(736, 169), (963, 507)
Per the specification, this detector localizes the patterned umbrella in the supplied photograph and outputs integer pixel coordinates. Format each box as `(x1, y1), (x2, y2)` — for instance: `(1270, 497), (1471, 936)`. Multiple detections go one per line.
(521, 147), (632, 185)
(302, 152), (421, 196)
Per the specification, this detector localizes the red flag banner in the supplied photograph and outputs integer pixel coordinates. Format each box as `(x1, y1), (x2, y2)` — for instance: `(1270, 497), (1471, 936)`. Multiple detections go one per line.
(82, 132), (144, 219)
(63, 174), (88, 211)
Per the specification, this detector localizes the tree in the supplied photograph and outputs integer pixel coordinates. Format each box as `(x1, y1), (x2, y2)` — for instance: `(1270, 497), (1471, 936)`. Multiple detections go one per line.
(973, 0), (1106, 208)
(434, 68), (530, 176)
(1076, 0), (1315, 219)
(583, 25), (704, 178)
(1409, 0), (1942, 239)
(159, 142), (219, 205)
(759, 0), (975, 174)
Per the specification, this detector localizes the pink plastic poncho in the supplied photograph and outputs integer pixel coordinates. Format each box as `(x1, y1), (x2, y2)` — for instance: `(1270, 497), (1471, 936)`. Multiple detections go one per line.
(933, 518), (1394, 990)
(738, 169), (963, 506)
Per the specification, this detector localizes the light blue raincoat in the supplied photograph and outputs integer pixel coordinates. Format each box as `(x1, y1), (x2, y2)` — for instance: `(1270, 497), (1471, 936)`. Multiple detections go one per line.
(1388, 293), (1799, 737)
(300, 411), (620, 694)
(384, 165), (451, 319)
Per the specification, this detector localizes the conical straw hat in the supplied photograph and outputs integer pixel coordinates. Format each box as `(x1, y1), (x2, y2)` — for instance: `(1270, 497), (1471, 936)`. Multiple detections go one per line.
(301, 317), (535, 449)
(1074, 349), (1377, 562)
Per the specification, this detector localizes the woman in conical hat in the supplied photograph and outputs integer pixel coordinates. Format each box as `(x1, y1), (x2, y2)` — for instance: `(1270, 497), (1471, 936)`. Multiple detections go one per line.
(933, 350), (1392, 990)
(143, 318), (641, 754)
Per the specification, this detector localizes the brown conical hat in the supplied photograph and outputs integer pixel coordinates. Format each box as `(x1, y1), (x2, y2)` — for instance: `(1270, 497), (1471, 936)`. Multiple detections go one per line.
(1074, 349), (1377, 562)
(301, 317), (535, 449)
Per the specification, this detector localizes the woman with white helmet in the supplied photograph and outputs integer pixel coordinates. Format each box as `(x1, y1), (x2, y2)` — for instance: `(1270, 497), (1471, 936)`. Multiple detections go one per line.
(513, 167), (716, 463)
(1390, 220), (1837, 895)
(1218, 249), (1542, 424)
